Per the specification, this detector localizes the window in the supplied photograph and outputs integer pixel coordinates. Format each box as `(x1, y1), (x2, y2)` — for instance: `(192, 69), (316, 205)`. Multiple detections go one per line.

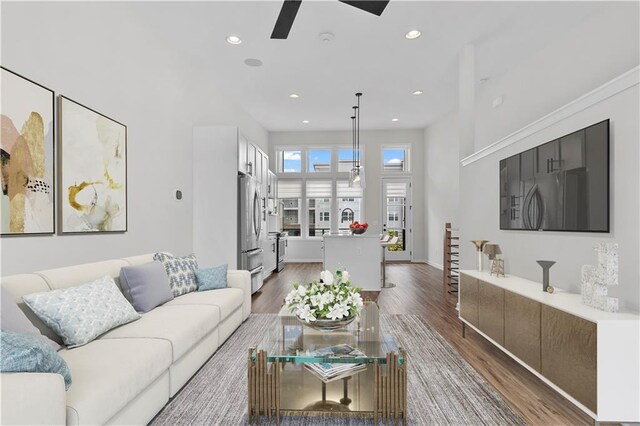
(278, 180), (302, 236)
(279, 150), (301, 173)
(308, 149), (331, 172)
(337, 180), (362, 231)
(276, 146), (366, 237)
(341, 209), (354, 222)
(382, 147), (409, 172)
(338, 149), (360, 172)
(388, 211), (399, 222)
(307, 181), (332, 237)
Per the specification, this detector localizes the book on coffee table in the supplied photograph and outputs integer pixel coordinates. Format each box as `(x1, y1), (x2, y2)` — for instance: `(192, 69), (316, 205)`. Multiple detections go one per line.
(304, 344), (367, 383)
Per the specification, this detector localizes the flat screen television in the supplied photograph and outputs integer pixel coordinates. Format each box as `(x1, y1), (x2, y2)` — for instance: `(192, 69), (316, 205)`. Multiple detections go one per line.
(499, 119), (609, 232)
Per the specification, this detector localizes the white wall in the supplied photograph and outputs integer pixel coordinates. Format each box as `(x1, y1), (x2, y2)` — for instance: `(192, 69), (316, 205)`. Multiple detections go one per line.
(460, 83), (639, 311)
(0, 2), (267, 275)
(474, 3), (639, 151)
(423, 111), (460, 269)
(269, 129), (425, 262)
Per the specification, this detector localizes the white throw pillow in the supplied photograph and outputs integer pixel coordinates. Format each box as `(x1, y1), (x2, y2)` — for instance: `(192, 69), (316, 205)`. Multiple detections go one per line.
(22, 275), (140, 348)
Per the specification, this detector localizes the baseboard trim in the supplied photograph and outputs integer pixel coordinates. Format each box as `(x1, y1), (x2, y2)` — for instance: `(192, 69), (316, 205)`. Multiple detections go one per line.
(426, 260), (444, 270)
(461, 66), (640, 166)
(285, 259), (322, 263)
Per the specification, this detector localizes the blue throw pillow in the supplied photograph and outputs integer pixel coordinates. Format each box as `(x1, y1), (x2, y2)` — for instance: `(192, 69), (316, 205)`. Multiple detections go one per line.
(0, 330), (72, 390)
(195, 264), (228, 291)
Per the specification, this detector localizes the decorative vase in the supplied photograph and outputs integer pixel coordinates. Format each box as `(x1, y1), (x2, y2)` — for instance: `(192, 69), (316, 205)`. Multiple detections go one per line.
(536, 260), (555, 293)
(297, 315), (356, 331)
(471, 240), (489, 272)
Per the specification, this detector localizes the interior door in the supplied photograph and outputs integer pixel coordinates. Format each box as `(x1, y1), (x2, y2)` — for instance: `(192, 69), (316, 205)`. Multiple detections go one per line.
(381, 177), (412, 261)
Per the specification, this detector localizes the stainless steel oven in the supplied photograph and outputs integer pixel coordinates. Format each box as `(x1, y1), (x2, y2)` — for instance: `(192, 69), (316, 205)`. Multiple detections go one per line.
(276, 232), (288, 272)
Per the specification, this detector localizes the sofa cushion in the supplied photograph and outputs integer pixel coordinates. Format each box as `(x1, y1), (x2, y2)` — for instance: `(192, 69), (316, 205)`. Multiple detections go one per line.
(119, 262), (174, 313)
(22, 275), (140, 348)
(59, 338), (171, 426)
(195, 264), (228, 291)
(0, 330), (72, 389)
(153, 252), (199, 297)
(165, 288), (243, 320)
(99, 305), (219, 361)
(1, 287), (60, 350)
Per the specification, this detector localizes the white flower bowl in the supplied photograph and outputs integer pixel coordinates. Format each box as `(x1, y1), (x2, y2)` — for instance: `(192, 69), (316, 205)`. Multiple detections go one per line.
(297, 314), (357, 331)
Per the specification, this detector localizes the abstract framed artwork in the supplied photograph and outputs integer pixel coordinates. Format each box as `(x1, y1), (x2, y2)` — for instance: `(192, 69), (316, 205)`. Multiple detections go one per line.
(59, 96), (127, 233)
(1, 67), (56, 236)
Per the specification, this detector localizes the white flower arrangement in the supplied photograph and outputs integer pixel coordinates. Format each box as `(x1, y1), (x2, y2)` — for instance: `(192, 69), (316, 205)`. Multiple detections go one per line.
(285, 270), (364, 322)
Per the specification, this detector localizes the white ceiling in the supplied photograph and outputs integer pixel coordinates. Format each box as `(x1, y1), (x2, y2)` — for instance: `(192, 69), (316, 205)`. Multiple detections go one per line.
(129, 1), (607, 131)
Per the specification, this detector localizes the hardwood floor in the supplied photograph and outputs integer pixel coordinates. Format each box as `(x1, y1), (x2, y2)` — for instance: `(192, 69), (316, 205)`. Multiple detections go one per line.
(253, 262), (593, 425)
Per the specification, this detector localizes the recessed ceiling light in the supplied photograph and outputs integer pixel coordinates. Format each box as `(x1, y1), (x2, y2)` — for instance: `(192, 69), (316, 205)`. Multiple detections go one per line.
(289, 93), (300, 99)
(244, 58), (263, 67)
(391, 118), (399, 122)
(412, 90), (423, 95)
(226, 35), (242, 45)
(302, 120), (309, 124)
(405, 30), (421, 40)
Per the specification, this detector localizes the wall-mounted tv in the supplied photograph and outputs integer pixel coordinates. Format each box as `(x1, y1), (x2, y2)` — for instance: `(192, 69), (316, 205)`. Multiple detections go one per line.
(499, 119), (609, 232)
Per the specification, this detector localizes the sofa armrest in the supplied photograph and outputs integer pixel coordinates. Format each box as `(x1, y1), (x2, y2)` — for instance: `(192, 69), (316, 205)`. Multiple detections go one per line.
(1, 372), (66, 425)
(227, 270), (251, 321)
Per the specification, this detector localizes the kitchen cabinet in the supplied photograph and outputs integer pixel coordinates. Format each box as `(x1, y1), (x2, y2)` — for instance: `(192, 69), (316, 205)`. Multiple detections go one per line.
(267, 171), (277, 199)
(262, 235), (277, 278)
(560, 130), (585, 171)
(248, 143), (257, 177)
(255, 149), (263, 183)
(238, 133), (249, 175)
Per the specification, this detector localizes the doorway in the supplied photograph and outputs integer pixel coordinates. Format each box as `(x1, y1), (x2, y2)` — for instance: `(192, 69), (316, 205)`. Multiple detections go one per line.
(381, 177), (412, 261)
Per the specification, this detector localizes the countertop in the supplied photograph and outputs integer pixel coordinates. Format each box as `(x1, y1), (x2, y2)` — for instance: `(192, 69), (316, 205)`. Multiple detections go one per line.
(460, 270), (639, 323)
(323, 233), (380, 239)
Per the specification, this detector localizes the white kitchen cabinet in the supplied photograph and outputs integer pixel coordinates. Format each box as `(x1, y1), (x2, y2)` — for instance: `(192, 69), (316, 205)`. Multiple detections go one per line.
(262, 235), (277, 278)
(247, 143), (257, 177)
(238, 133), (249, 175)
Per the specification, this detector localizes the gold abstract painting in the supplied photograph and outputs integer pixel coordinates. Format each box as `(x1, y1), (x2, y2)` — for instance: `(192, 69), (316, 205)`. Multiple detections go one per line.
(1, 67), (55, 235)
(60, 96), (127, 233)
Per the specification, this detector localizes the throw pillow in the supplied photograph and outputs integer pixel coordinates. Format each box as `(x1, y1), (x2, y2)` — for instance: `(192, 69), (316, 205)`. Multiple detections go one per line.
(1, 287), (61, 351)
(22, 275), (140, 348)
(0, 330), (72, 389)
(153, 252), (199, 297)
(195, 264), (228, 291)
(119, 262), (174, 313)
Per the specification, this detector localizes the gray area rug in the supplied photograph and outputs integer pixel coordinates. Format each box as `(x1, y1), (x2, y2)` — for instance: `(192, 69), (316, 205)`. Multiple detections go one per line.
(151, 314), (524, 425)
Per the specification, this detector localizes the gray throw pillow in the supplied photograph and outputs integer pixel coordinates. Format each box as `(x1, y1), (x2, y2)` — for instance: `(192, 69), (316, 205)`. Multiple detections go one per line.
(1, 287), (61, 351)
(23, 275), (140, 348)
(119, 262), (174, 313)
(153, 252), (199, 297)
(195, 264), (228, 291)
(0, 330), (72, 389)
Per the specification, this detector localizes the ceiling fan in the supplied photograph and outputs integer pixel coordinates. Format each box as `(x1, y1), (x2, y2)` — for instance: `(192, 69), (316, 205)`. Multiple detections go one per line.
(271, 0), (390, 39)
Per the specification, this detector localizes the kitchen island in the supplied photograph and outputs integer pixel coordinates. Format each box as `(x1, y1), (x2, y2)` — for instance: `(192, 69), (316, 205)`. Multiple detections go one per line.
(323, 234), (382, 290)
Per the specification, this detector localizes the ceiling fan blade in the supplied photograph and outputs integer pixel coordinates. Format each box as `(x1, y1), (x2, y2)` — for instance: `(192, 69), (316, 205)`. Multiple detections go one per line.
(338, 0), (389, 16)
(271, 0), (302, 39)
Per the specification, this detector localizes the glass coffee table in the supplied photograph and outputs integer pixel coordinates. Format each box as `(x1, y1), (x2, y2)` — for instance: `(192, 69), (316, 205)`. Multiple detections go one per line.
(247, 302), (407, 425)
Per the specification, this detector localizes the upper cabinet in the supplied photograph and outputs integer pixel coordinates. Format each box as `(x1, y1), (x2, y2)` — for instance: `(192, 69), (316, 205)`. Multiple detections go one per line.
(238, 133), (249, 175)
(247, 143), (257, 177)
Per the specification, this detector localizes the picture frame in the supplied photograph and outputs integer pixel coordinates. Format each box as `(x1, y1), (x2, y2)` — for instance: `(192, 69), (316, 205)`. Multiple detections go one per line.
(1, 66), (56, 236)
(59, 95), (127, 233)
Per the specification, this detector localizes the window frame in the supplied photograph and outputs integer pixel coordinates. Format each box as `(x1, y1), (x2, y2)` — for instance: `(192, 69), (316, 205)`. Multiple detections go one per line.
(276, 145), (365, 239)
(381, 144), (411, 174)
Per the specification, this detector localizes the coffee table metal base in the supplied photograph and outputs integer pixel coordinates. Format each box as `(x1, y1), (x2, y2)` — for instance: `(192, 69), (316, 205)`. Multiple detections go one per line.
(247, 349), (407, 425)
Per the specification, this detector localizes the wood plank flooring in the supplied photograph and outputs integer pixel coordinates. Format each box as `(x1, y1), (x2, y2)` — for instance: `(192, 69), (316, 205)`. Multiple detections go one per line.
(253, 262), (592, 425)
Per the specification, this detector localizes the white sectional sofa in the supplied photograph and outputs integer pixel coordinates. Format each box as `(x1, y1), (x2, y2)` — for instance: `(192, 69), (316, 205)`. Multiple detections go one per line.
(0, 253), (251, 425)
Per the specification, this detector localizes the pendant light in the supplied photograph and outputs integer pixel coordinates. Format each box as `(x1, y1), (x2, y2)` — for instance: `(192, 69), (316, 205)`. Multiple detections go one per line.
(349, 108), (358, 187)
(349, 93), (365, 188)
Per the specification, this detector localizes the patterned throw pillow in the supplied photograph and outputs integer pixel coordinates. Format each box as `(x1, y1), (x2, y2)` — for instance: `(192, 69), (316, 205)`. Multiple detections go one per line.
(22, 276), (140, 348)
(0, 330), (72, 389)
(153, 252), (199, 297)
(195, 264), (228, 291)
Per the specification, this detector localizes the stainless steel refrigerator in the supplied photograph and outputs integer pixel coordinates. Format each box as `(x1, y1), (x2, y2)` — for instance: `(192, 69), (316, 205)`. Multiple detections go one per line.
(238, 174), (264, 293)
